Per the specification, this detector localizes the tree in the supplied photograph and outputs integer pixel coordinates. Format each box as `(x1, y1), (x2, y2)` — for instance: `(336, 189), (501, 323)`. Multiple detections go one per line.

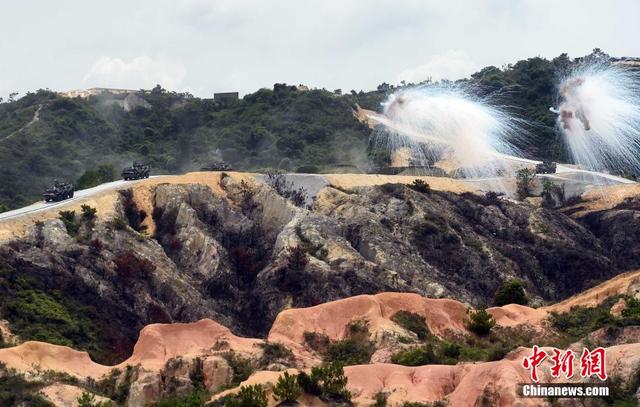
(273, 371), (302, 403)
(466, 309), (496, 336)
(494, 280), (528, 306)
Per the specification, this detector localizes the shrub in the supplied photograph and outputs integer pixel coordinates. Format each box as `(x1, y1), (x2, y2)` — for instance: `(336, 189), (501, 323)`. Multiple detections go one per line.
(77, 391), (112, 407)
(324, 319), (374, 365)
(409, 179), (430, 193)
(515, 168), (535, 200)
(154, 389), (209, 407)
(222, 351), (254, 386)
(324, 339), (372, 365)
(299, 363), (351, 402)
(265, 171), (308, 207)
(484, 191), (503, 205)
(493, 280), (529, 306)
(114, 251), (156, 281)
(224, 384), (268, 407)
(59, 210), (80, 236)
(273, 371), (302, 403)
(76, 165), (115, 190)
(391, 311), (430, 340)
(466, 309), (496, 336)
(550, 303), (617, 343)
(89, 238), (104, 253)
(0, 365), (54, 406)
(111, 217), (128, 230)
(258, 342), (294, 367)
(285, 246), (308, 271)
(303, 331), (330, 353)
(441, 341), (461, 360)
(391, 344), (439, 366)
(372, 391), (389, 407)
(81, 204), (98, 221)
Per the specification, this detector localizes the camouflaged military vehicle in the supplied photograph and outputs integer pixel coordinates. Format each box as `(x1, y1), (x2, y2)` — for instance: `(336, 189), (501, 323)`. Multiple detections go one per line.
(535, 160), (557, 174)
(121, 163), (150, 180)
(200, 161), (233, 171)
(43, 181), (74, 202)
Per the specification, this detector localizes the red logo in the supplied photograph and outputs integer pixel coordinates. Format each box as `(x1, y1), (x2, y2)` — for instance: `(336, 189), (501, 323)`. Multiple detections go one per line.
(522, 347), (607, 382)
(522, 345), (547, 382)
(580, 347), (607, 381)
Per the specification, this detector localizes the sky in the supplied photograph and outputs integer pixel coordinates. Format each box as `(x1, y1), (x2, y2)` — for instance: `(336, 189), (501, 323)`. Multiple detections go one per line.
(1, 0), (640, 99)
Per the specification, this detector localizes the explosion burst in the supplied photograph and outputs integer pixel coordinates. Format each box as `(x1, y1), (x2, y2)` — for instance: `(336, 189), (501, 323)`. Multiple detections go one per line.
(369, 84), (526, 179)
(552, 63), (640, 173)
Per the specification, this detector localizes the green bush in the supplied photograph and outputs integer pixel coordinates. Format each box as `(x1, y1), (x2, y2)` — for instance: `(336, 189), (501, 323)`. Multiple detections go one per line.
(0, 263), (105, 358)
(298, 363), (351, 402)
(76, 165), (116, 190)
(258, 342), (294, 367)
(391, 311), (430, 340)
(324, 339), (373, 365)
(550, 302), (617, 343)
(303, 331), (330, 353)
(493, 280), (528, 306)
(390, 344), (439, 366)
(58, 210), (79, 236)
(515, 168), (536, 200)
(466, 309), (496, 336)
(272, 371), (302, 403)
(372, 391), (389, 407)
(409, 179), (430, 194)
(222, 351), (254, 386)
(0, 365), (53, 406)
(224, 384), (268, 407)
(154, 389), (209, 407)
(77, 391), (114, 407)
(81, 204), (98, 221)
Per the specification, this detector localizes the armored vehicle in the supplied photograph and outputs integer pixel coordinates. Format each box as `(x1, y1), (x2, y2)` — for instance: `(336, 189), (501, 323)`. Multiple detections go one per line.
(121, 163), (150, 180)
(43, 181), (74, 202)
(535, 161), (557, 174)
(200, 161), (233, 171)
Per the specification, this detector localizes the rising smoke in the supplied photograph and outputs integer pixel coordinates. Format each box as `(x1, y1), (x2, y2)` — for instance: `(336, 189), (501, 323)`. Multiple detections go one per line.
(552, 62), (640, 173)
(369, 83), (526, 179)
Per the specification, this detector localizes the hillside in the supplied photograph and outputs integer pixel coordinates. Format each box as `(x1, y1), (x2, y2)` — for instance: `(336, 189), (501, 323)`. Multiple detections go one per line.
(0, 49), (636, 210)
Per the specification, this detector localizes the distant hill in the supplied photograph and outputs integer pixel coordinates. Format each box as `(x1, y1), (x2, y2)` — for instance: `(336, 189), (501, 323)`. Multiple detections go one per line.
(0, 49), (635, 209)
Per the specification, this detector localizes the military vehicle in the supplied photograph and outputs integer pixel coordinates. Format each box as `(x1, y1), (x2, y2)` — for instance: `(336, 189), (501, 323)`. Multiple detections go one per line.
(200, 161), (233, 171)
(535, 161), (557, 174)
(121, 163), (150, 180)
(43, 181), (74, 202)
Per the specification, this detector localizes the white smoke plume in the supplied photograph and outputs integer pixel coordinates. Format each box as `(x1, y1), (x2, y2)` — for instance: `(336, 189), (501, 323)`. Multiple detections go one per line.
(553, 62), (640, 173)
(369, 83), (526, 179)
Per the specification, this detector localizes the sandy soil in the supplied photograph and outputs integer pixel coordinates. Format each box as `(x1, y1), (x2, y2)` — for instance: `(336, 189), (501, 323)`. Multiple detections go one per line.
(40, 383), (110, 407)
(324, 173), (476, 194)
(568, 183), (640, 217)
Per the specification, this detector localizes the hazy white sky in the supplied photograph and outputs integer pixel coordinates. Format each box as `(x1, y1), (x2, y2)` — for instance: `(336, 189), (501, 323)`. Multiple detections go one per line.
(1, 0), (639, 98)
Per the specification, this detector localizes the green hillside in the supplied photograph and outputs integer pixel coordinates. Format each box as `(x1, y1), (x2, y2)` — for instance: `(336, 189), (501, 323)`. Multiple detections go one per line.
(0, 49), (631, 209)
